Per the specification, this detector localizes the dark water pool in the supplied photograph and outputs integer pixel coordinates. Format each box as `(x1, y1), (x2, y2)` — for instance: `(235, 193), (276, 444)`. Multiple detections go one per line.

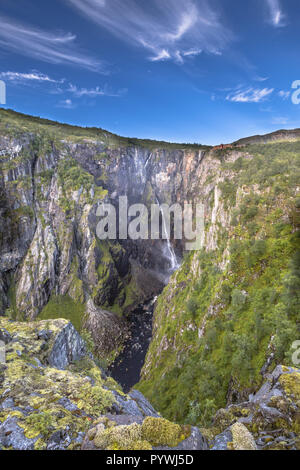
(108, 298), (156, 393)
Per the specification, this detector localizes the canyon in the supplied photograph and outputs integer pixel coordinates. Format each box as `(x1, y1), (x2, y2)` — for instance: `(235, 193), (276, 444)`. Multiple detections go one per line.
(0, 108), (300, 450)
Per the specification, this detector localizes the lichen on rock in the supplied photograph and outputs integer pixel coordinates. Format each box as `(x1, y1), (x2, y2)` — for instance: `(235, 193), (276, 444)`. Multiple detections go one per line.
(229, 423), (257, 450)
(0, 317), (116, 449)
(0, 316), (193, 451)
(210, 364), (300, 450)
(82, 414), (208, 451)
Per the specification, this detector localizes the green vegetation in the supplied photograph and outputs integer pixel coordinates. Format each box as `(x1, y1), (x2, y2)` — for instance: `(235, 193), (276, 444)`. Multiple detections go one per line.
(57, 156), (107, 214)
(39, 295), (85, 332)
(88, 416), (190, 450)
(224, 140), (300, 192)
(138, 141), (300, 428)
(0, 107), (210, 151)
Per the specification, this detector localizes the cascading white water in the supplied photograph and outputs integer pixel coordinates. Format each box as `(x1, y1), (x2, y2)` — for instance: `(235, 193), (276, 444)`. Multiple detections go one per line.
(156, 198), (179, 272)
(134, 148), (146, 186)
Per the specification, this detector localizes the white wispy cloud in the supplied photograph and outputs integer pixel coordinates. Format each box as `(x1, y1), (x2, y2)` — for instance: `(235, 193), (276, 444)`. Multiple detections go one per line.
(183, 49), (203, 57)
(278, 90), (290, 100)
(0, 67), (125, 104)
(272, 116), (288, 125)
(265, 0), (286, 27)
(0, 15), (102, 71)
(67, 0), (233, 63)
(0, 71), (64, 84)
(149, 49), (171, 62)
(68, 83), (127, 97)
(254, 76), (269, 82)
(226, 87), (274, 103)
(57, 99), (76, 109)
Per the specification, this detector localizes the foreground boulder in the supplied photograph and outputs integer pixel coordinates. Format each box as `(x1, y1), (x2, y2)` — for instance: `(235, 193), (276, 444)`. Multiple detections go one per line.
(211, 423), (257, 451)
(2, 316), (298, 451)
(82, 414), (208, 451)
(0, 318), (115, 450)
(210, 365), (300, 450)
(0, 318), (207, 451)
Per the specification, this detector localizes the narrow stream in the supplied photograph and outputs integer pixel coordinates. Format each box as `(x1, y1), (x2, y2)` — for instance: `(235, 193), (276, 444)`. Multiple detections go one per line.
(109, 200), (180, 393)
(108, 297), (157, 393)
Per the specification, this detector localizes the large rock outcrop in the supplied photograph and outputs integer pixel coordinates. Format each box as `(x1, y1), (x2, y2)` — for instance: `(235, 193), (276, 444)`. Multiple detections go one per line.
(1, 109), (299, 444)
(82, 414), (208, 451)
(0, 109), (207, 356)
(0, 317), (207, 451)
(210, 365), (300, 450)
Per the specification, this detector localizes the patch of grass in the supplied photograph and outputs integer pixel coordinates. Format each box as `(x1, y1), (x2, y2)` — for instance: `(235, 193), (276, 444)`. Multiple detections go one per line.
(39, 295), (85, 332)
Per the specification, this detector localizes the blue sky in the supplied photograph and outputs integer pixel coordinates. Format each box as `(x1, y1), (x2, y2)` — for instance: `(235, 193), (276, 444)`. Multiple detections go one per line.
(0, 0), (299, 145)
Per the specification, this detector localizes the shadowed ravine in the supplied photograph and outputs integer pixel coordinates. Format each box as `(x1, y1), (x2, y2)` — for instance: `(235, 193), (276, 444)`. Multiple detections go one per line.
(108, 297), (157, 392)
(108, 206), (180, 392)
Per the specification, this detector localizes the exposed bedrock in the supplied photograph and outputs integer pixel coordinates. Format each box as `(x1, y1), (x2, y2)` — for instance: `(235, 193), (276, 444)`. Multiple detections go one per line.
(0, 127), (207, 356)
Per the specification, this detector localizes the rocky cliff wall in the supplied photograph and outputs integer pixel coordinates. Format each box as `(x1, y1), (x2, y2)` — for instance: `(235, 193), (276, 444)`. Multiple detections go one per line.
(0, 109), (206, 358)
(138, 140), (300, 426)
(0, 109), (299, 431)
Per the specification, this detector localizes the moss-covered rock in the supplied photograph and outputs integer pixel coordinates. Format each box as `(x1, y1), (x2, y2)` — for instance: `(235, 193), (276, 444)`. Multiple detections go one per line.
(211, 365), (300, 450)
(229, 423), (257, 450)
(0, 317), (117, 449)
(141, 417), (187, 447)
(0, 317), (196, 451)
(279, 371), (300, 400)
(82, 414), (208, 451)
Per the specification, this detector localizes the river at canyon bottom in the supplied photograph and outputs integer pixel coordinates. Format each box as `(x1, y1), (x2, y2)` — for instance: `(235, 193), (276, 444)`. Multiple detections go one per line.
(108, 297), (157, 393)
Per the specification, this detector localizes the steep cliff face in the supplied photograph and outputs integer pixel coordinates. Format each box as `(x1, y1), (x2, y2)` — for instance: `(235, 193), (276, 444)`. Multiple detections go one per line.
(0, 109), (207, 357)
(138, 142), (300, 426)
(0, 109), (299, 434)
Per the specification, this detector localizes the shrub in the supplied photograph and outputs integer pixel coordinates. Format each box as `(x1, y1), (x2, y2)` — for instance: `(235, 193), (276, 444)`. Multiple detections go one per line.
(187, 297), (199, 319)
(251, 240), (267, 258)
(242, 205), (258, 223)
(187, 398), (217, 426)
(220, 282), (232, 304)
(273, 304), (298, 363)
(231, 335), (255, 380)
(231, 289), (247, 312)
(142, 417), (184, 448)
(219, 179), (237, 208)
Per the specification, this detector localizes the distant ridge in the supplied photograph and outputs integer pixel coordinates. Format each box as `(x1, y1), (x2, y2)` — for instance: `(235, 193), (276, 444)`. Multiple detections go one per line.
(233, 128), (300, 146)
(0, 107), (209, 151)
(1, 107), (299, 149)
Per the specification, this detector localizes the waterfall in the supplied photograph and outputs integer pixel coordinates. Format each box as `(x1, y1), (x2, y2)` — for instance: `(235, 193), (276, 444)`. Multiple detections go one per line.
(156, 197), (179, 273)
(134, 148), (146, 186)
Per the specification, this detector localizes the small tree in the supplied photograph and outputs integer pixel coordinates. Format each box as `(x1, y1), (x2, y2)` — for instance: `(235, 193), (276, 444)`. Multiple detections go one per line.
(187, 297), (198, 320)
(231, 289), (247, 312)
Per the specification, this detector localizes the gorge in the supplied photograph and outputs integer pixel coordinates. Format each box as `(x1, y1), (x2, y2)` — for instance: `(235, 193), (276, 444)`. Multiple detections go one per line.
(0, 108), (300, 451)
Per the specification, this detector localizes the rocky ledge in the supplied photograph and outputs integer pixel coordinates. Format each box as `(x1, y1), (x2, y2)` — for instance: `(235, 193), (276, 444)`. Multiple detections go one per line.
(1, 317), (299, 451)
(210, 365), (300, 450)
(0, 318), (208, 450)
